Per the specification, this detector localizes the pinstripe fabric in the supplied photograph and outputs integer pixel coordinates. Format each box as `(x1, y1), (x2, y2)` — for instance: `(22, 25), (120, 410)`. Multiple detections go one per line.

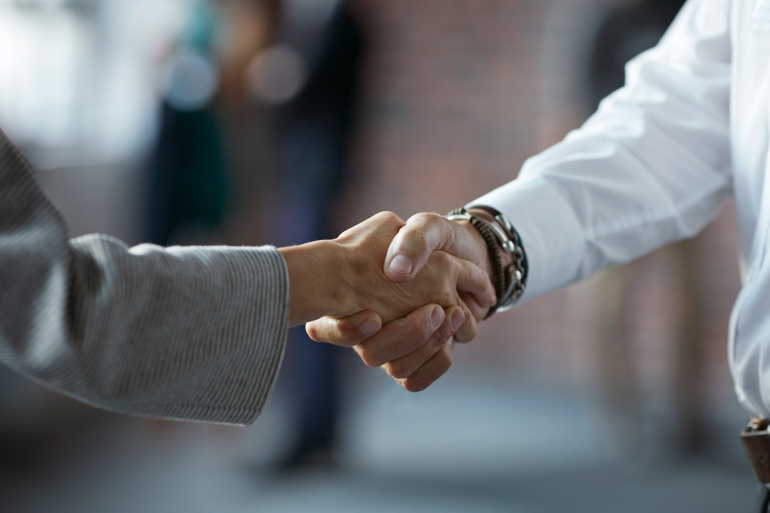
(0, 131), (289, 425)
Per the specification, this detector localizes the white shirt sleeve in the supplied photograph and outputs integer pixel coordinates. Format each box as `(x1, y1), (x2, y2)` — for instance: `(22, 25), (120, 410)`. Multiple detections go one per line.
(470, 0), (734, 303)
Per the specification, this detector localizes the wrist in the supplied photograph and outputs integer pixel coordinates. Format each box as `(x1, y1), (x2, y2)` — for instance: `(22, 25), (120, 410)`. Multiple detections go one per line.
(466, 208), (514, 271)
(455, 218), (495, 278)
(279, 240), (351, 326)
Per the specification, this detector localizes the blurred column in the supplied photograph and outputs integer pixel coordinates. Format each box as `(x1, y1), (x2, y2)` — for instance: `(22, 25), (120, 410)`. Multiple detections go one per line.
(542, 0), (711, 460)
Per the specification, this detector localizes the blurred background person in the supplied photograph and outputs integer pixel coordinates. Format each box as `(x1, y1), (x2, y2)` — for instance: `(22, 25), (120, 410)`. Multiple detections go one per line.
(145, 0), (229, 247)
(251, 0), (368, 470)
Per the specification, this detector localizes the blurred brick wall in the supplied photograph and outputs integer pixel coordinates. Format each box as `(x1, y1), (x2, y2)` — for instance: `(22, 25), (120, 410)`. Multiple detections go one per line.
(342, 0), (742, 406)
(340, 0), (563, 377)
(346, 0), (545, 219)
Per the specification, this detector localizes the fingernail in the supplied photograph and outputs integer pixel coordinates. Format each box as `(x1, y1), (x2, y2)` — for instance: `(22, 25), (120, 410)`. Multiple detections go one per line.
(360, 318), (379, 335)
(430, 306), (445, 329)
(450, 310), (465, 331)
(388, 254), (414, 275)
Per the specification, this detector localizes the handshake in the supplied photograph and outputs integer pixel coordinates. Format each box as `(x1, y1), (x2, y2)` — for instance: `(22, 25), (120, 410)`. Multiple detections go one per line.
(279, 209), (504, 392)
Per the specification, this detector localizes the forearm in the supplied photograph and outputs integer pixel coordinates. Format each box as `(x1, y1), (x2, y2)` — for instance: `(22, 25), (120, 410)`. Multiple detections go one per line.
(0, 129), (289, 425)
(471, 0), (733, 303)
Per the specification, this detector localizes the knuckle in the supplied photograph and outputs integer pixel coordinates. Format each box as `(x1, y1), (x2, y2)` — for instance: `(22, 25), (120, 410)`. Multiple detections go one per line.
(314, 319), (361, 347)
(337, 322), (363, 344)
(430, 250), (452, 267)
(387, 362), (412, 380)
(431, 331), (450, 352)
(411, 212), (440, 227)
(436, 289), (455, 307)
(401, 226), (429, 254)
(379, 211), (404, 227)
(404, 378), (427, 393)
(434, 328), (454, 348)
(404, 384), (420, 393)
(453, 331), (468, 343)
(359, 346), (383, 368)
(454, 325), (476, 343)
(407, 359), (451, 393)
(412, 314), (437, 340)
(405, 355), (451, 393)
(422, 325), (437, 344)
(442, 349), (454, 368)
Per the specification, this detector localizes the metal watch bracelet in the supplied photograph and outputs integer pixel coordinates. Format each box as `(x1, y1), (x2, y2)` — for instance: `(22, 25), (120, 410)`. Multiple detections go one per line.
(446, 206), (528, 317)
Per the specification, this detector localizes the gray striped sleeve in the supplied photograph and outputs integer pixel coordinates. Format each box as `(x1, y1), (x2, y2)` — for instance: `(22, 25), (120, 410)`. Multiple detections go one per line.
(0, 131), (289, 425)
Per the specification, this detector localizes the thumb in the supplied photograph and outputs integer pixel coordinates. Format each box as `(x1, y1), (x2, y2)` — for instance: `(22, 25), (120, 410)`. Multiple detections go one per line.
(384, 212), (485, 283)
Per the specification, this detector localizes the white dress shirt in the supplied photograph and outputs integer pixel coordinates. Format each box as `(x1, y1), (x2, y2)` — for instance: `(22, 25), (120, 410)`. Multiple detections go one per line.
(471, 0), (770, 417)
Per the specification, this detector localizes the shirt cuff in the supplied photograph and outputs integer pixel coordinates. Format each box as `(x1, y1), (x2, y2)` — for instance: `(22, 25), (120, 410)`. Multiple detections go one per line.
(467, 177), (585, 304)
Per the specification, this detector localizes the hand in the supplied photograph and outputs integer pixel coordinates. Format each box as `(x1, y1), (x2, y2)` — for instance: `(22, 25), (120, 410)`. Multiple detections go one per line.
(333, 212), (495, 335)
(306, 210), (501, 392)
(280, 212), (495, 333)
(307, 304), (465, 392)
(308, 210), (495, 331)
(384, 211), (496, 309)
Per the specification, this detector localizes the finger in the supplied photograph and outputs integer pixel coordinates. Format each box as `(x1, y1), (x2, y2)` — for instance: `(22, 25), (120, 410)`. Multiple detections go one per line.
(306, 311), (382, 347)
(383, 305), (462, 380)
(460, 291), (488, 322)
(451, 254), (496, 309)
(452, 301), (478, 343)
(355, 304), (445, 367)
(384, 212), (484, 283)
(382, 306), (464, 380)
(400, 338), (455, 393)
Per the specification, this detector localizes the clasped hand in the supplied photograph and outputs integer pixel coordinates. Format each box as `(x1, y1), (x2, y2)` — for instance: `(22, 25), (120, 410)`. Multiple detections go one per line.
(285, 210), (495, 392)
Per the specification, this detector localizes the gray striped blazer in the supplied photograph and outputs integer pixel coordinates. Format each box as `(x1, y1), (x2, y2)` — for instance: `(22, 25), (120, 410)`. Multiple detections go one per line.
(0, 131), (289, 425)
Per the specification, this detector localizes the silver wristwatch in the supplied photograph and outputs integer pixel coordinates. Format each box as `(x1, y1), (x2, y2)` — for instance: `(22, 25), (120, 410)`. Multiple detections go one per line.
(447, 205), (528, 315)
